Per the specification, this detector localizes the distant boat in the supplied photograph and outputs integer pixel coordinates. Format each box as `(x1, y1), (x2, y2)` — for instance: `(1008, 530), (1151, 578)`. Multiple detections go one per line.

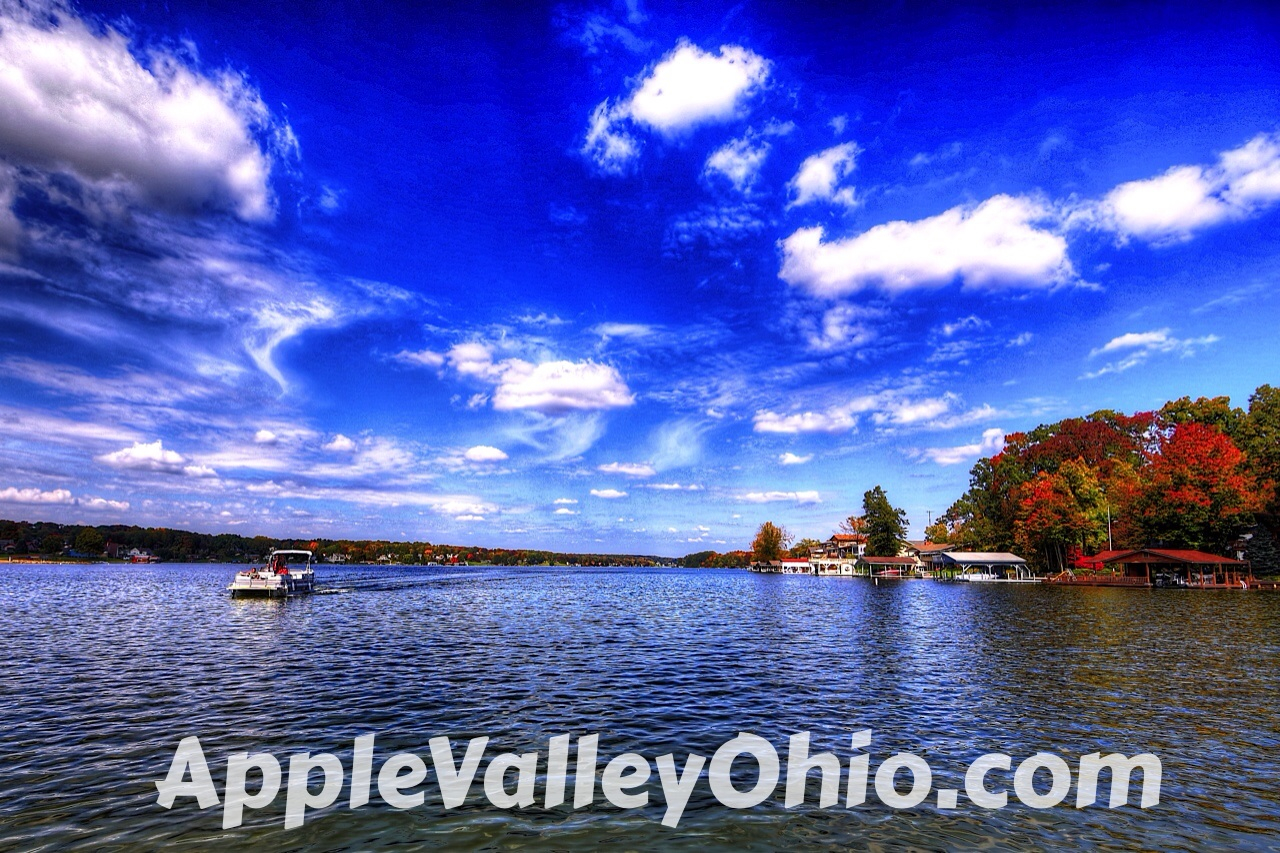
(228, 549), (316, 597)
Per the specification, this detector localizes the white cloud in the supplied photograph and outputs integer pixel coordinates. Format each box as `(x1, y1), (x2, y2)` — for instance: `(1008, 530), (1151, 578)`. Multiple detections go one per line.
(440, 344), (633, 415)
(598, 461), (656, 477)
(779, 194), (1075, 297)
(779, 452), (813, 465)
(754, 407), (858, 435)
(0, 164), (18, 254)
(704, 135), (770, 192)
(464, 445), (509, 462)
(324, 434), (357, 452)
(801, 302), (879, 352)
(646, 482), (703, 491)
(939, 315), (987, 337)
(80, 496), (130, 511)
(755, 391), (993, 435)
(0, 2), (289, 220)
(0, 486), (73, 504)
(554, 507), (578, 515)
(916, 428), (1006, 465)
(393, 349), (446, 368)
(493, 360), (634, 414)
(253, 429), (278, 444)
(454, 514), (485, 522)
(590, 322), (655, 339)
(788, 142), (859, 207)
(1095, 134), (1280, 242)
(1009, 332), (1034, 347)
(582, 41), (770, 172)
(97, 439), (216, 477)
(553, 498), (578, 505)
(1083, 328), (1220, 378)
(740, 490), (822, 505)
(590, 488), (628, 499)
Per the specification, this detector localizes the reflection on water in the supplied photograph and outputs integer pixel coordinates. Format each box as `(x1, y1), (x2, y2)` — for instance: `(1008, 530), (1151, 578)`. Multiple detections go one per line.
(1, 564), (1278, 850)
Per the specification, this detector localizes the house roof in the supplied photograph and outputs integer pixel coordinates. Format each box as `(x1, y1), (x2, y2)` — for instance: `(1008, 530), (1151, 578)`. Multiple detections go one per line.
(905, 540), (956, 554)
(830, 534), (866, 542)
(1099, 548), (1245, 566)
(941, 552), (1027, 565)
(859, 555), (917, 565)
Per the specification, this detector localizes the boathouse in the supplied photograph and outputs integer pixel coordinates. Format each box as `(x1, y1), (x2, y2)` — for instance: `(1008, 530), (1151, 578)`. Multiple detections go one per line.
(901, 540), (956, 575)
(810, 533), (866, 576)
(856, 555), (919, 577)
(1056, 548), (1254, 588)
(938, 551), (1032, 580)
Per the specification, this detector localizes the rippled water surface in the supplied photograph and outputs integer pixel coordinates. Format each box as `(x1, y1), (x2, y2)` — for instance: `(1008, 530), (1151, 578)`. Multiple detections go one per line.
(3, 563), (1279, 851)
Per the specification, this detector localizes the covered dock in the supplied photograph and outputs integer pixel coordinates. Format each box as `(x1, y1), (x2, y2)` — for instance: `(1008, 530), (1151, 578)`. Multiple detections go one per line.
(939, 551), (1036, 582)
(1051, 548), (1256, 589)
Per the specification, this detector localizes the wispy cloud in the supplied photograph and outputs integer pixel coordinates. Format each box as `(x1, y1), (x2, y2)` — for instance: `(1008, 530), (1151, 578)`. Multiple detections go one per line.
(1083, 328), (1220, 378)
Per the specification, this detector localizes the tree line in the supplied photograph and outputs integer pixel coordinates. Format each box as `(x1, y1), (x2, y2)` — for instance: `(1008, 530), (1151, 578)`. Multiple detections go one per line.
(932, 386), (1280, 573)
(736, 385), (1280, 575)
(0, 520), (667, 567)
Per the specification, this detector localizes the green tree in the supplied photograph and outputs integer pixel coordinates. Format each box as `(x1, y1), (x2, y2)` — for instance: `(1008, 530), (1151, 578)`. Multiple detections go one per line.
(39, 534), (63, 555)
(862, 486), (907, 556)
(74, 528), (105, 555)
(1240, 384), (1280, 522)
(751, 521), (791, 562)
(792, 537), (823, 557)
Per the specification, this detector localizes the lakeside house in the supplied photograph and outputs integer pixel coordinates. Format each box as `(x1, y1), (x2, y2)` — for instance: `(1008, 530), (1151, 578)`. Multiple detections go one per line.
(1052, 547), (1258, 588)
(901, 540), (957, 576)
(810, 533), (867, 576)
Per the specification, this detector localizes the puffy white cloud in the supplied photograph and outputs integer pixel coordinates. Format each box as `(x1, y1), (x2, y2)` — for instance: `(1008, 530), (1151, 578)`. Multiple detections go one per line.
(553, 497), (578, 505)
(788, 142), (859, 207)
(627, 42), (770, 134)
(97, 439), (216, 477)
(324, 434), (357, 452)
(739, 490), (822, 505)
(1083, 328), (1219, 379)
(253, 429), (278, 444)
(1095, 134), (1280, 242)
(598, 461), (656, 477)
(582, 41), (770, 172)
(454, 514), (485, 522)
(0, 485), (128, 510)
(435, 343), (634, 414)
(464, 445), (509, 462)
(590, 488), (628, 499)
(779, 194), (1075, 297)
(554, 507), (578, 515)
(754, 407), (858, 435)
(704, 135), (770, 192)
(0, 486), (74, 504)
(492, 359), (634, 414)
(779, 452), (813, 465)
(646, 482), (703, 491)
(0, 2), (289, 220)
(80, 496), (130, 511)
(916, 428), (1006, 465)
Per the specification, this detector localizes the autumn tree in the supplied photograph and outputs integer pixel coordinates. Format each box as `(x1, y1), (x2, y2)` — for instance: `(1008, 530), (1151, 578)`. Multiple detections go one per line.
(923, 520), (950, 543)
(862, 486), (907, 556)
(1012, 458), (1109, 572)
(792, 537), (823, 557)
(752, 521), (792, 562)
(1132, 422), (1261, 552)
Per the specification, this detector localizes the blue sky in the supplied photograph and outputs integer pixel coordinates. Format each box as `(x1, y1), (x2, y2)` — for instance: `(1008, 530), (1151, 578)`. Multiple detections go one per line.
(1, 0), (1278, 555)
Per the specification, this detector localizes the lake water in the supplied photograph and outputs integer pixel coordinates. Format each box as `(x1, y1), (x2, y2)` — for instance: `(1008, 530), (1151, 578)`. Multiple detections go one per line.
(2, 563), (1278, 851)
